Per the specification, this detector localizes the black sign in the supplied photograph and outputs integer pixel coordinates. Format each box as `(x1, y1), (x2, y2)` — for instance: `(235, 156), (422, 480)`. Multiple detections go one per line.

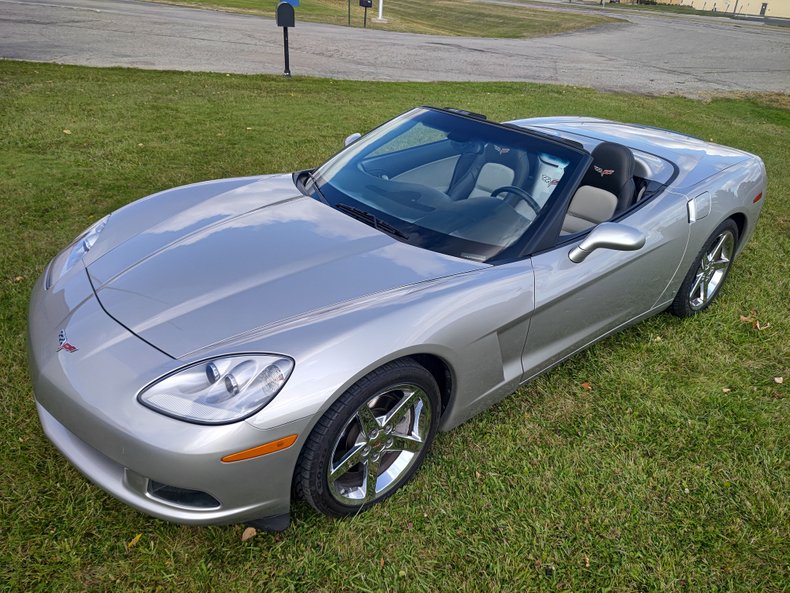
(276, 2), (295, 28)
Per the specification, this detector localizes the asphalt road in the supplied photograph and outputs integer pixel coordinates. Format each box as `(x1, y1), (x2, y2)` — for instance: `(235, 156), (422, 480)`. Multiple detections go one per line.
(1, 0), (789, 95)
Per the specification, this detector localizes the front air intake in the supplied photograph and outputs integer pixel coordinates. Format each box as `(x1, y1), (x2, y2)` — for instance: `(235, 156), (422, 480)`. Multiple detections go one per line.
(147, 480), (220, 509)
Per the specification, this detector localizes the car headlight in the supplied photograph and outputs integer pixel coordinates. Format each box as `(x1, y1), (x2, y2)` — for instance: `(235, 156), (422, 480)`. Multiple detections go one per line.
(138, 355), (294, 424)
(47, 215), (110, 288)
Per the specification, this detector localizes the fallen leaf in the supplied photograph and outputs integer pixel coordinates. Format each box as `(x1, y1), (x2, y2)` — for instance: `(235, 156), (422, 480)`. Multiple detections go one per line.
(775, 377), (784, 384)
(583, 554), (590, 568)
(379, 557), (385, 568)
(740, 310), (770, 331)
(14, 276), (24, 282)
(722, 388), (731, 393)
(581, 382), (592, 391)
(127, 533), (142, 549)
(241, 526), (257, 541)
(63, 129), (72, 135)
(137, 143), (144, 147)
(475, 471), (482, 479)
(653, 336), (662, 342)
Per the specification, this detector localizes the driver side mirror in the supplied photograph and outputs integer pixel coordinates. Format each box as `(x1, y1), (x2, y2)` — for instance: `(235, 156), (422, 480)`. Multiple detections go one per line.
(568, 222), (646, 263)
(344, 132), (362, 147)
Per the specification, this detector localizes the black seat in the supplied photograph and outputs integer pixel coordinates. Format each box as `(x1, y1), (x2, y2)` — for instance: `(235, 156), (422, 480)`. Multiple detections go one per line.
(447, 143), (531, 201)
(562, 142), (637, 234)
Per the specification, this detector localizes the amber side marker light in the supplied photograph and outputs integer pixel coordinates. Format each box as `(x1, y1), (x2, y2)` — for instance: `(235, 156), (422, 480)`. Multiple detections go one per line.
(222, 434), (298, 462)
(754, 192), (763, 203)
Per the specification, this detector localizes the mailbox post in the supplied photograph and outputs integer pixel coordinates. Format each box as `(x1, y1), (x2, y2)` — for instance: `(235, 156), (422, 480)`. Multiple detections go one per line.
(359, 0), (372, 27)
(276, 1), (295, 77)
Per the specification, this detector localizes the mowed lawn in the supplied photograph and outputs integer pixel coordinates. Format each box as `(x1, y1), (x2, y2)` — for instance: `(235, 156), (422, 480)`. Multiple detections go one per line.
(148, 0), (622, 37)
(0, 61), (788, 592)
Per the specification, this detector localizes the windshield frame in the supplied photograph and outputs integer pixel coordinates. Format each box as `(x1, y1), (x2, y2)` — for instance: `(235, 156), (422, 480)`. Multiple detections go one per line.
(307, 107), (592, 264)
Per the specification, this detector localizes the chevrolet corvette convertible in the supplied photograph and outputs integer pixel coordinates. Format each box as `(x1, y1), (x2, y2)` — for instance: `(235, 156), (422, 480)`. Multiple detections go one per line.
(28, 107), (766, 531)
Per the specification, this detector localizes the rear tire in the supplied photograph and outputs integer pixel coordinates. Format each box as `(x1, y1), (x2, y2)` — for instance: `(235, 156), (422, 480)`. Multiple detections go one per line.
(295, 359), (440, 517)
(670, 219), (738, 317)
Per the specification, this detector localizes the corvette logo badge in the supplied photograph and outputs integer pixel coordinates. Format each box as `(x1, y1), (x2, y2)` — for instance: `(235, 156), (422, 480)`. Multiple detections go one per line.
(593, 165), (615, 177)
(57, 330), (78, 353)
(541, 174), (560, 186)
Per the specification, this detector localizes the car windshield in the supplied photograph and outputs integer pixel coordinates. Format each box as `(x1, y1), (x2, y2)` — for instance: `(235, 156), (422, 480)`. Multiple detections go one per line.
(310, 107), (587, 261)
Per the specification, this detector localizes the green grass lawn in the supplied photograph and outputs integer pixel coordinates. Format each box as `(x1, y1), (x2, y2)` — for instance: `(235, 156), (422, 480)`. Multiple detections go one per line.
(603, 1), (734, 17)
(1, 60), (788, 592)
(149, 0), (622, 37)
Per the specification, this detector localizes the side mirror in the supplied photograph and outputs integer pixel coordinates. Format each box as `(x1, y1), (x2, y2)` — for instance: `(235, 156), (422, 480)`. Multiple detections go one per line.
(344, 132), (362, 147)
(568, 222), (645, 263)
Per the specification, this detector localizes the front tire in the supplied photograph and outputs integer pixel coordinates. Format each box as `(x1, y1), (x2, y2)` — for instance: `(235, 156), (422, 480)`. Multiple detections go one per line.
(670, 219), (739, 317)
(296, 359), (441, 517)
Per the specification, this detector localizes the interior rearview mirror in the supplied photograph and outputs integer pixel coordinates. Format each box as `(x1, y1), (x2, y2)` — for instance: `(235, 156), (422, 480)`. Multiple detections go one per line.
(344, 132), (362, 147)
(569, 222), (646, 263)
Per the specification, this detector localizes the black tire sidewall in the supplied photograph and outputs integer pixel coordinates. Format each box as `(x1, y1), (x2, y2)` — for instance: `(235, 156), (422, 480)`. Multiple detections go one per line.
(296, 359), (441, 518)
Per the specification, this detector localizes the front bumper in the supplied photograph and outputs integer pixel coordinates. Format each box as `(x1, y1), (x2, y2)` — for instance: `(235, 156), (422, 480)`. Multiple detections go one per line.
(28, 268), (308, 526)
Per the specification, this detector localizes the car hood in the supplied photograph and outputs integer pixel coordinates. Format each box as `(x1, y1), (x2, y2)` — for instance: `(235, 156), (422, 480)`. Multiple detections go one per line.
(88, 174), (483, 359)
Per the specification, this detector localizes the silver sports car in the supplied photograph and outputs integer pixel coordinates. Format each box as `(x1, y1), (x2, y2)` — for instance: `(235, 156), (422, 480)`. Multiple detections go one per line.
(28, 107), (766, 531)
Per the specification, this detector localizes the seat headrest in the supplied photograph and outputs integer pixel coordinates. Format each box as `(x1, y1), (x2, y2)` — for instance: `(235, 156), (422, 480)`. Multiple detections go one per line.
(482, 143), (530, 183)
(581, 142), (636, 196)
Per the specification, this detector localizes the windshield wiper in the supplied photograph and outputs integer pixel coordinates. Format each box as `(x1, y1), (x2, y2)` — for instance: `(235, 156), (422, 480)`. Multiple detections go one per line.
(335, 203), (410, 240)
(305, 171), (329, 204)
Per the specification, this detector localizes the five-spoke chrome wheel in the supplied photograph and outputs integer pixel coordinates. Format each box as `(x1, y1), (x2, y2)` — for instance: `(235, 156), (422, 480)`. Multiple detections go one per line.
(688, 229), (735, 310)
(671, 219), (739, 317)
(328, 384), (431, 505)
(296, 359), (440, 517)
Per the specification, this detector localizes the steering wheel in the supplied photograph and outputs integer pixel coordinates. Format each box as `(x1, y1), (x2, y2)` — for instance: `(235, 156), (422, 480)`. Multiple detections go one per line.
(491, 185), (541, 216)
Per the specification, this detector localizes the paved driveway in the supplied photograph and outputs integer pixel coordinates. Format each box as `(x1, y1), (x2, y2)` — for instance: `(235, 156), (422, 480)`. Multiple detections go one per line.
(1, 0), (789, 95)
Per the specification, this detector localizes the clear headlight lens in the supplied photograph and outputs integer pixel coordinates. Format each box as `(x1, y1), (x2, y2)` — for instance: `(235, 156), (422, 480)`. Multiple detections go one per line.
(47, 215), (110, 288)
(138, 355), (294, 424)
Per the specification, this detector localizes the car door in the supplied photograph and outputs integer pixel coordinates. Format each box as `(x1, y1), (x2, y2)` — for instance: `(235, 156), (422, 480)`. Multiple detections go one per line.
(521, 189), (691, 380)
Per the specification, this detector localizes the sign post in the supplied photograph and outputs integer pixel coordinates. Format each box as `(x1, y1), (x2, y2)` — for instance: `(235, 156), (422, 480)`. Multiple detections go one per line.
(359, 0), (372, 28)
(276, 1), (296, 77)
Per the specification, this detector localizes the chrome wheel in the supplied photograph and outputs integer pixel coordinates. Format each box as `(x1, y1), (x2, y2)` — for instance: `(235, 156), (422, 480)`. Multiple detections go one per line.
(297, 358), (440, 517)
(327, 383), (431, 506)
(688, 229), (735, 310)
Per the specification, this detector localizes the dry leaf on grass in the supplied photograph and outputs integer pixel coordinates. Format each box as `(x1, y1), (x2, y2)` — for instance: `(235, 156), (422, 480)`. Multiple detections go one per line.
(774, 377), (784, 384)
(62, 129), (72, 135)
(241, 526), (257, 541)
(581, 382), (592, 391)
(739, 310), (771, 331)
(722, 388), (732, 393)
(127, 533), (142, 549)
